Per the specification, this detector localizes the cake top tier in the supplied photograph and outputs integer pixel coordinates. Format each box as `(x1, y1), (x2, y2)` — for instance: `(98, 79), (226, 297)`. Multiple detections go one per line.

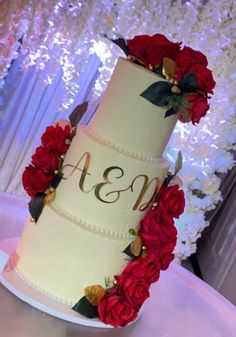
(90, 57), (177, 159)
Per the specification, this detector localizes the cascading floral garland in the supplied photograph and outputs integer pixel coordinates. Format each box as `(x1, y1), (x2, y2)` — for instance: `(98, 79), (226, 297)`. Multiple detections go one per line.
(78, 183), (185, 327)
(22, 114), (185, 327)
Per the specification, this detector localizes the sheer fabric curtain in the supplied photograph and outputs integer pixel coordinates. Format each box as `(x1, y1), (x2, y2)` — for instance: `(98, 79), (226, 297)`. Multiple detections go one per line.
(0, 54), (101, 195)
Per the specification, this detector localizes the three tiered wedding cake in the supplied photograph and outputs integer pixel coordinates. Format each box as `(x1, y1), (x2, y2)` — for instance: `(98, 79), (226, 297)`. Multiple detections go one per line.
(17, 34), (215, 327)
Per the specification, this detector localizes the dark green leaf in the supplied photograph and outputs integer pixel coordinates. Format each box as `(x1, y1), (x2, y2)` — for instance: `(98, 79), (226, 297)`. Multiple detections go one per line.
(51, 173), (63, 189)
(140, 81), (171, 106)
(108, 36), (129, 56)
(123, 244), (136, 258)
(165, 107), (177, 118)
(72, 296), (98, 318)
(154, 66), (165, 78)
(69, 102), (88, 127)
(163, 173), (175, 187)
(170, 95), (187, 112)
(174, 151), (183, 175)
(28, 194), (45, 222)
(179, 73), (197, 93)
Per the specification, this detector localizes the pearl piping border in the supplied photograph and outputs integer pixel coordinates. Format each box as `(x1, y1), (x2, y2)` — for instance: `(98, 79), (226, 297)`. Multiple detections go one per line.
(15, 267), (73, 306)
(86, 127), (162, 163)
(49, 202), (135, 241)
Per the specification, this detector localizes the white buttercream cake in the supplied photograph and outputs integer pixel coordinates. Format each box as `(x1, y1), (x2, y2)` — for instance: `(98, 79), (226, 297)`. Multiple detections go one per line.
(16, 57), (177, 305)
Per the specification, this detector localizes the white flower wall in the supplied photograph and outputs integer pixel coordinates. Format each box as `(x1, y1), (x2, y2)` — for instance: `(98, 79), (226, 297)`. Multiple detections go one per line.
(0, 0), (235, 259)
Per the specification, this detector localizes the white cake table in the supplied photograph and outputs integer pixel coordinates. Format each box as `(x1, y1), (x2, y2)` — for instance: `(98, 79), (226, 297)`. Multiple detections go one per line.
(0, 191), (236, 337)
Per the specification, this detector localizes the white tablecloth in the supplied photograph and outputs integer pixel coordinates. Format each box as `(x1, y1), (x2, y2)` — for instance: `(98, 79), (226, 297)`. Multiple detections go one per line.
(0, 192), (236, 337)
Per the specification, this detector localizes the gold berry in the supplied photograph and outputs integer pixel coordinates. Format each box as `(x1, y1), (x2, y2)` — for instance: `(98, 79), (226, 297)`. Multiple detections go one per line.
(152, 202), (158, 209)
(171, 85), (179, 94)
(148, 64), (154, 71)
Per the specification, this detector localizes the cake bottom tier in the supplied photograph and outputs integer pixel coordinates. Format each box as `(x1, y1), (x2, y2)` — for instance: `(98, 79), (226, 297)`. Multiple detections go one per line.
(16, 204), (132, 305)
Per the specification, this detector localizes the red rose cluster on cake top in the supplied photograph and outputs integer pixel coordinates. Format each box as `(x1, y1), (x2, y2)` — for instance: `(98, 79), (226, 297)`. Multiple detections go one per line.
(120, 33), (215, 125)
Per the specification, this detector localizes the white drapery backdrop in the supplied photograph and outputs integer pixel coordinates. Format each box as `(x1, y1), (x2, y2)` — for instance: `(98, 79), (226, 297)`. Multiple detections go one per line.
(0, 54), (101, 195)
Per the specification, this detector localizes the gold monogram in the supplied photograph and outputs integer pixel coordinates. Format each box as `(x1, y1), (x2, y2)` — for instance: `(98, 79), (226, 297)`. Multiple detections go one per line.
(62, 152), (161, 211)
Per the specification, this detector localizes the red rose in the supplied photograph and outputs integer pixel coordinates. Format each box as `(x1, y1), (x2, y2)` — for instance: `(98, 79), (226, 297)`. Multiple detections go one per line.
(127, 34), (181, 68)
(160, 252), (175, 270)
(32, 146), (61, 172)
(176, 46), (208, 79)
(146, 34), (181, 67)
(141, 205), (174, 237)
(140, 211), (177, 265)
(98, 294), (137, 328)
(127, 35), (152, 62)
(41, 125), (71, 155)
(139, 230), (161, 258)
(178, 94), (209, 125)
(158, 185), (185, 219)
(115, 274), (150, 309)
(188, 64), (215, 94)
(122, 256), (161, 284)
(22, 165), (54, 196)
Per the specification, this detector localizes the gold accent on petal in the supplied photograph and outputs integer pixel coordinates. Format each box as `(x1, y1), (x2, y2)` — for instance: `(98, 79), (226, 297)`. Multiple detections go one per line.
(130, 235), (142, 256)
(163, 57), (177, 80)
(44, 190), (56, 204)
(84, 284), (106, 306)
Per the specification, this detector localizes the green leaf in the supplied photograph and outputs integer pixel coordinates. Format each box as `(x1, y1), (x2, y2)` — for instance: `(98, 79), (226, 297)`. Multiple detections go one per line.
(28, 194), (45, 222)
(72, 296), (98, 318)
(174, 151), (183, 175)
(165, 107), (177, 118)
(51, 173), (63, 189)
(123, 244), (137, 258)
(69, 102), (88, 127)
(108, 37), (130, 56)
(140, 81), (171, 106)
(179, 73), (197, 93)
(154, 66), (165, 78)
(163, 173), (175, 187)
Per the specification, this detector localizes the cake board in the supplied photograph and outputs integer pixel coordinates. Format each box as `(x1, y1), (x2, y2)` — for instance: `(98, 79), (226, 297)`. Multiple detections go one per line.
(0, 237), (139, 329)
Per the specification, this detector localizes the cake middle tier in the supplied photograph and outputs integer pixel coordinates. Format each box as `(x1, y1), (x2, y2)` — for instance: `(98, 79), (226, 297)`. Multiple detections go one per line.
(55, 125), (169, 235)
